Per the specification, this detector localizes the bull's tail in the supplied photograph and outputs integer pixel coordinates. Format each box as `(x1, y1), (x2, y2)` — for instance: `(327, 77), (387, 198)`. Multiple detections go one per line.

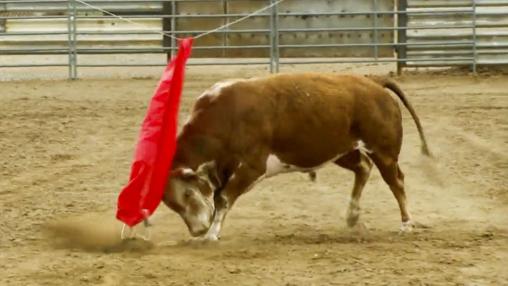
(368, 75), (432, 157)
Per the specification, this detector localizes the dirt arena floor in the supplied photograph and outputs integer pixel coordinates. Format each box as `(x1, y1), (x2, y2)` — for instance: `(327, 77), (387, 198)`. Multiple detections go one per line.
(1, 65), (507, 285)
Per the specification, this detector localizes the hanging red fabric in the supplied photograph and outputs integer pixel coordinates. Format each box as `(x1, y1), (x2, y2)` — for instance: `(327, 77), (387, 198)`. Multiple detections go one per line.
(116, 38), (193, 227)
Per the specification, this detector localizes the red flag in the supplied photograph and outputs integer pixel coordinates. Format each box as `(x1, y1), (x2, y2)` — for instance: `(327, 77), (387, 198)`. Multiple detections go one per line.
(116, 38), (193, 227)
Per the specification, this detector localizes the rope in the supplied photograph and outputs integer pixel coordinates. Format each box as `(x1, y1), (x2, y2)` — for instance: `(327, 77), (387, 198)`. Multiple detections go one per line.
(193, 0), (284, 39)
(73, 0), (285, 41)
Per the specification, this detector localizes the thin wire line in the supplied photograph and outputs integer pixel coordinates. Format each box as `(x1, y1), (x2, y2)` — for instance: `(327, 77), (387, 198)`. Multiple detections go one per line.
(74, 0), (180, 40)
(193, 0), (284, 39)
(73, 0), (285, 41)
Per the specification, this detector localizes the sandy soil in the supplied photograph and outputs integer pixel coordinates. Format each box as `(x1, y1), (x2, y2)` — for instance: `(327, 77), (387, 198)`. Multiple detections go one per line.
(0, 66), (507, 286)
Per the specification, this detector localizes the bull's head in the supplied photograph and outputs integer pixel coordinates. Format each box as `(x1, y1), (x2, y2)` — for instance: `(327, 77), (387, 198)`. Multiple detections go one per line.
(164, 163), (216, 236)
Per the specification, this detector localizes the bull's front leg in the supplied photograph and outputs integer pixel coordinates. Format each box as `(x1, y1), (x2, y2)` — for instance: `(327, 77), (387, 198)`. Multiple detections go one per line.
(201, 159), (267, 241)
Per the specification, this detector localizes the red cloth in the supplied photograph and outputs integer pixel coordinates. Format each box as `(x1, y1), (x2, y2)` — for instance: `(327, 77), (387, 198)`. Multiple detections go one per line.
(116, 38), (193, 227)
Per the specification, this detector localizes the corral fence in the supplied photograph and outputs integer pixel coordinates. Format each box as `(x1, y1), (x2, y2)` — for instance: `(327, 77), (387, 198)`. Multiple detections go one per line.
(0, 0), (507, 79)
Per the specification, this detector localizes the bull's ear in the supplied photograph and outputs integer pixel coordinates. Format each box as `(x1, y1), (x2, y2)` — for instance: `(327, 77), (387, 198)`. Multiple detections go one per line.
(196, 161), (216, 177)
(196, 161), (221, 191)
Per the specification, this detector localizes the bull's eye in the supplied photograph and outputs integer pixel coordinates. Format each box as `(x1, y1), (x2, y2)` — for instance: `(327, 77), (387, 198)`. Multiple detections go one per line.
(184, 189), (193, 199)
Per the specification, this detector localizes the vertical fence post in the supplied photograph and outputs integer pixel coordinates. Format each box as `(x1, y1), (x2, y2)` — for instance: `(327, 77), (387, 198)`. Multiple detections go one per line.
(472, 0), (477, 74)
(396, 0), (407, 75)
(162, 1), (172, 62)
(222, 0), (228, 58)
(67, 0), (77, 79)
(269, 0), (279, 73)
(373, 0), (379, 61)
(0, 3), (6, 34)
(170, 0), (176, 58)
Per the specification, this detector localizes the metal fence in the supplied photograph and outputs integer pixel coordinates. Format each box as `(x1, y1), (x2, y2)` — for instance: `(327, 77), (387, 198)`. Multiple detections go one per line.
(0, 0), (507, 79)
(403, 0), (508, 71)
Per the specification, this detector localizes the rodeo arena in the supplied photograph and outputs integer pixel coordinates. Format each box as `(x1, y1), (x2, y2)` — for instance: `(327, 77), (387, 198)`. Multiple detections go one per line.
(1, 0), (508, 285)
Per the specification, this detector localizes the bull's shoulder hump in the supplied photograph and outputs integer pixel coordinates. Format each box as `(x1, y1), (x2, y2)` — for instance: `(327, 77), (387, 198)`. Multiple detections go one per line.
(198, 79), (244, 99)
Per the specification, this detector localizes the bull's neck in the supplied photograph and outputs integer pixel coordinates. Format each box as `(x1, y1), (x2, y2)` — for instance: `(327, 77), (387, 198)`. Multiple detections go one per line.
(172, 132), (218, 171)
(172, 144), (203, 170)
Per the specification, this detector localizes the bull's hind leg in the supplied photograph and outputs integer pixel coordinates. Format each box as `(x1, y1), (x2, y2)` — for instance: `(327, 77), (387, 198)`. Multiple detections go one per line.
(335, 150), (373, 227)
(369, 152), (413, 232)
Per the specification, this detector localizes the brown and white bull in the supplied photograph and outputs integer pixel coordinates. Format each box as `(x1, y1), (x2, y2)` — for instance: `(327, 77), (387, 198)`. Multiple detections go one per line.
(162, 73), (430, 241)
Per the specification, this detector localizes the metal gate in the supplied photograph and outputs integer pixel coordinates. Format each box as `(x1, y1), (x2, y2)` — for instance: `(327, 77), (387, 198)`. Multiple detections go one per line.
(398, 0), (508, 72)
(1, 0), (507, 79)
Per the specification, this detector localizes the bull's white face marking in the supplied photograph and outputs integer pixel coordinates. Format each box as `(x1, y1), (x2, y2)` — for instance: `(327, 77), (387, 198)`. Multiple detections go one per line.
(193, 208), (211, 228)
(169, 177), (213, 236)
(169, 178), (188, 206)
(182, 200), (212, 235)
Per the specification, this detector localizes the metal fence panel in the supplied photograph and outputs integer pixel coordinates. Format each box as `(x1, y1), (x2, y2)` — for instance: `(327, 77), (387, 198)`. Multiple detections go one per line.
(0, 0), (507, 79)
(404, 0), (508, 70)
(277, 0), (394, 58)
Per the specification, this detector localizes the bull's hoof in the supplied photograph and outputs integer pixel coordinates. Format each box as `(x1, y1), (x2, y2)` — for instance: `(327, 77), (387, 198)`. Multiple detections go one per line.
(346, 205), (360, 227)
(346, 213), (360, 227)
(203, 233), (220, 241)
(349, 222), (369, 235)
(308, 171), (317, 182)
(399, 220), (415, 234)
(189, 233), (220, 244)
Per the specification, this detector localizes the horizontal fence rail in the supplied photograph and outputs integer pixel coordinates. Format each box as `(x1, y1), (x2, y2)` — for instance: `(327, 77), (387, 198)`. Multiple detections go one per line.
(0, 0), (507, 79)
(401, 0), (508, 72)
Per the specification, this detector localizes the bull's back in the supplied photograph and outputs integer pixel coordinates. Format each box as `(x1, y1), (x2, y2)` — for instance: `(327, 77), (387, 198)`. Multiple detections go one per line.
(193, 73), (402, 167)
(257, 74), (356, 166)
(248, 73), (399, 167)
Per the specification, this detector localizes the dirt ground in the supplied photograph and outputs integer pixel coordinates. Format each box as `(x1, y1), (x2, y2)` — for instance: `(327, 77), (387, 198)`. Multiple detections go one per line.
(0, 65), (507, 286)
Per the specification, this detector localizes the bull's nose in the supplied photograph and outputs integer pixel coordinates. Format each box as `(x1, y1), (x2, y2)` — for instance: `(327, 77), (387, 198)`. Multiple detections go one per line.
(190, 227), (208, 237)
